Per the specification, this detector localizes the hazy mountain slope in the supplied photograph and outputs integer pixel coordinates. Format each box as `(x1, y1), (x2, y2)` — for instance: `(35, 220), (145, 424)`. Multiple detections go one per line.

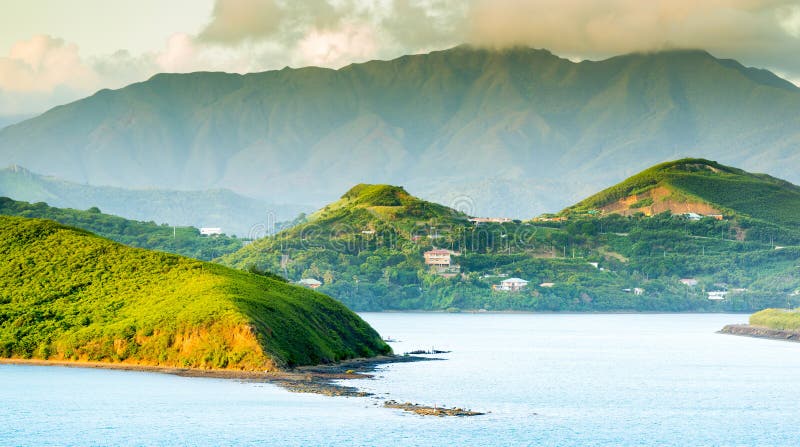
(2, 46), (799, 217)
(0, 215), (389, 369)
(0, 165), (309, 236)
(0, 197), (243, 261)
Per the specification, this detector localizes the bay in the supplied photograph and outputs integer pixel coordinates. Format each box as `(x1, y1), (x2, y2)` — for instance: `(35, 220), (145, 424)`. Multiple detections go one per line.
(2, 313), (799, 446)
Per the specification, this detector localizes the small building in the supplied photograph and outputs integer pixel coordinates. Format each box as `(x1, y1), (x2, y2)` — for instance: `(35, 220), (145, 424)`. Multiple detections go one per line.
(633, 287), (645, 296)
(493, 278), (529, 292)
(200, 227), (222, 236)
(680, 278), (699, 287)
(707, 214), (724, 221)
(707, 290), (728, 300)
(469, 217), (512, 225)
(684, 213), (703, 221)
(298, 278), (322, 289)
(588, 262), (599, 269)
(424, 249), (459, 267)
(539, 282), (555, 288)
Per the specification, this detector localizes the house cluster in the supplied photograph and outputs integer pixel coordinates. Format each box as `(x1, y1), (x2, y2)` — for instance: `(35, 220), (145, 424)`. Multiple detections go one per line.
(679, 278), (747, 300)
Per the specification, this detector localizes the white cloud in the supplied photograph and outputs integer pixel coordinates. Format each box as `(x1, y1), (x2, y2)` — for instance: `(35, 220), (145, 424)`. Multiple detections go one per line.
(295, 23), (379, 67)
(0, 35), (97, 93)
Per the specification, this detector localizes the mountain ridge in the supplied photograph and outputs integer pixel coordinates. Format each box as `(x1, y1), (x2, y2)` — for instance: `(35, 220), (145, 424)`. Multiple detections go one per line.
(2, 46), (800, 217)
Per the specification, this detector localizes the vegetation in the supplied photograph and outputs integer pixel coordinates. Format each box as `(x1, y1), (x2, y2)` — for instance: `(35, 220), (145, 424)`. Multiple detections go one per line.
(0, 165), (306, 236)
(749, 308), (800, 331)
(3, 47), (800, 219)
(567, 158), (800, 228)
(0, 197), (244, 261)
(0, 216), (390, 369)
(221, 167), (800, 312)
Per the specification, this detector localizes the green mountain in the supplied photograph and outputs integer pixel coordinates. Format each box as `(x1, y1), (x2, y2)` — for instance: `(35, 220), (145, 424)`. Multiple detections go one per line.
(1, 46), (799, 217)
(565, 158), (800, 228)
(0, 215), (389, 369)
(220, 163), (800, 312)
(0, 196), (244, 261)
(0, 165), (308, 236)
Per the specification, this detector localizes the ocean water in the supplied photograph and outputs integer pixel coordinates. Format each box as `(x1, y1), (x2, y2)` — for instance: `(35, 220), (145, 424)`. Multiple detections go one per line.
(2, 313), (799, 446)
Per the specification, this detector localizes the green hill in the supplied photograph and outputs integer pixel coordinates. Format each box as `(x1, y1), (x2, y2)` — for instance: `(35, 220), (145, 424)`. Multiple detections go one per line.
(220, 184), (471, 309)
(221, 167), (800, 312)
(0, 165), (308, 236)
(564, 158), (800, 228)
(2, 47), (800, 217)
(0, 197), (243, 261)
(0, 216), (389, 370)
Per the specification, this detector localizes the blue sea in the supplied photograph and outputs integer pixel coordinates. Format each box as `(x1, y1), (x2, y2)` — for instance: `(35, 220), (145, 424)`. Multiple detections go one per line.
(2, 313), (799, 446)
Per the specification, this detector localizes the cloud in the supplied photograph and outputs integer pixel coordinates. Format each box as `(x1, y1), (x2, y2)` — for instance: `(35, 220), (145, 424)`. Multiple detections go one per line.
(0, 35), (97, 93)
(461, 0), (800, 77)
(3, 0), (800, 117)
(198, 0), (284, 44)
(295, 23), (379, 67)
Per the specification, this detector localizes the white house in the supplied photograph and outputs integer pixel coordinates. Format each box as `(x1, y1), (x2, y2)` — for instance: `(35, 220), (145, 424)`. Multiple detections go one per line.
(298, 278), (322, 289)
(494, 278), (529, 292)
(684, 213), (703, 221)
(707, 290), (728, 300)
(680, 278), (699, 287)
(200, 227), (222, 236)
(539, 282), (555, 288)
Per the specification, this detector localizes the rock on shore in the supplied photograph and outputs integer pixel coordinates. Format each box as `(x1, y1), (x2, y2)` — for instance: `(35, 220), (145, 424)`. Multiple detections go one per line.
(719, 324), (800, 342)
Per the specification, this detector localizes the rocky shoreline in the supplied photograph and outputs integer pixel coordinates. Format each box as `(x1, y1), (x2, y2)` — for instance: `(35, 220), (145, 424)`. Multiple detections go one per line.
(0, 354), (486, 417)
(719, 324), (800, 342)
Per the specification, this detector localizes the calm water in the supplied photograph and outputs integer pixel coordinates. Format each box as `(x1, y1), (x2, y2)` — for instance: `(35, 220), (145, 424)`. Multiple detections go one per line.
(2, 313), (800, 446)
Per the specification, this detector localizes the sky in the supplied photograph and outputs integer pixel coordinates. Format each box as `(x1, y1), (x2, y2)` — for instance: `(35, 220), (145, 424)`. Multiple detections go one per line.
(1, 0), (799, 116)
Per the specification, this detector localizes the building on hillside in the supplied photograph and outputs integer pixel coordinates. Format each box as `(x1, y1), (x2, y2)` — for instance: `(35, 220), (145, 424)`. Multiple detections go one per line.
(424, 249), (459, 267)
(633, 287), (645, 296)
(680, 278), (699, 287)
(493, 278), (529, 292)
(707, 214), (724, 221)
(684, 213), (703, 221)
(707, 290), (728, 300)
(533, 216), (568, 222)
(588, 262), (599, 269)
(200, 227), (222, 236)
(469, 217), (513, 225)
(539, 282), (555, 288)
(298, 278), (322, 289)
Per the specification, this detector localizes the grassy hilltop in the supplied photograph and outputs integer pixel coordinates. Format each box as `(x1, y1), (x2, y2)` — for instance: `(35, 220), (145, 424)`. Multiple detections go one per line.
(566, 158), (800, 228)
(0, 216), (389, 370)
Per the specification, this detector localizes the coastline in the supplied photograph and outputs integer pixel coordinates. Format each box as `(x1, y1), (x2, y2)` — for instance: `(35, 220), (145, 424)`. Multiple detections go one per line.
(0, 355), (490, 416)
(718, 324), (800, 342)
(0, 355), (429, 395)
